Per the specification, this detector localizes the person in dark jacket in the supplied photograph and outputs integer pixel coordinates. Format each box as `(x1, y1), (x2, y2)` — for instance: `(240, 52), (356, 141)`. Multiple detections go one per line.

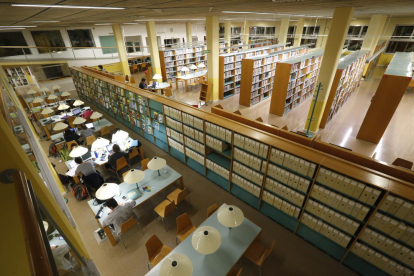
(105, 144), (128, 171)
(64, 129), (83, 145)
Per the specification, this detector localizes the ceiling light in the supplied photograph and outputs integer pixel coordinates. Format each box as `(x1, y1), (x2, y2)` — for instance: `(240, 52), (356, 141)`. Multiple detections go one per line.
(135, 19), (204, 22)
(0, 28), (26, 30)
(94, 23), (113, 25)
(123, 23), (138, 25)
(221, 11), (276, 15)
(0, 26), (36, 28)
(11, 4), (125, 10)
(28, 21), (60, 23)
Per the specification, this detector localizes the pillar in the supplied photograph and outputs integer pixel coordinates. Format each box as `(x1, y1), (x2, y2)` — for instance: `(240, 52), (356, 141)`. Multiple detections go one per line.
(224, 20), (231, 52)
(293, 18), (305, 47)
(111, 24), (130, 76)
(316, 19), (329, 48)
(186, 22), (192, 45)
(304, 7), (354, 132)
(242, 20), (250, 48)
(145, 21), (162, 80)
(206, 16), (220, 101)
(279, 18), (290, 45)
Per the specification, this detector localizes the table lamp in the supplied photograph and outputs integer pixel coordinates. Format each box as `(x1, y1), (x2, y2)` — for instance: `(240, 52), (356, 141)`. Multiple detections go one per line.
(217, 205), (244, 229)
(40, 87), (49, 92)
(47, 94), (58, 102)
(73, 117), (86, 125)
(69, 145), (88, 158)
(111, 129), (129, 144)
(27, 89), (37, 101)
(95, 183), (120, 200)
(191, 226), (221, 254)
(160, 254), (193, 276)
(181, 66), (189, 76)
(73, 99), (84, 107)
(41, 107), (54, 117)
(57, 103), (70, 115)
(153, 74), (162, 86)
(197, 63), (205, 70)
(32, 97), (44, 104)
(90, 112), (103, 125)
(123, 169), (145, 200)
(53, 85), (61, 92)
(91, 137), (109, 152)
(190, 64), (197, 73)
(53, 122), (68, 131)
(61, 91), (70, 97)
(147, 156), (166, 176)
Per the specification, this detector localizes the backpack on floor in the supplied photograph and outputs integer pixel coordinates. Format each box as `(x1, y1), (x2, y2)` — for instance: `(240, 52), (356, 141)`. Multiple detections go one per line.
(48, 143), (59, 158)
(72, 184), (88, 201)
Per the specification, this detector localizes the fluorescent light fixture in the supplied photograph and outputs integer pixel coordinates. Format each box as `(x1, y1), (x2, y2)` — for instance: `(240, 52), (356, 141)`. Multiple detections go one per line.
(94, 23), (113, 25)
(0, 28), (26, 30)
(135, 19), (204, 21)
(11, 4), (125, 10)
(29, 21), (60, 23)
(0, 26), (36, 28)
(221, 11), (276, 15)
(122, 23), (138, 25)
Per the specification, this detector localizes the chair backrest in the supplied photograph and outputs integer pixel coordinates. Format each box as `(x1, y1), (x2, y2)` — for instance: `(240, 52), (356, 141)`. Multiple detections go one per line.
(100, 126), (111, 136)
(176, 187), (188, 204)
(130, 76), (136, 84)
(32, 102), (41, 107)
(235, 268), (242, 276)
(145, 235), (163, 262)
(66, 140), (78, 149)
(45, 99), (55, 104)
(120, 216), (137, 234)
(129, 147), (139, 159)
(125, 75), (130, 82)
(207, 204), (219, 217)
(116, 156), (129, 172)
(164, 200), (176, 217)
(46, 91), (52, 95)
(67, 116), (76, 128)
(164, 88), (173, 97)
(176, 213), (193, 235)
(141, 158), (150, 170)
(261, 240), (276, 264)
(177, 72), (182, 76)
(133, 64), (138, 69)
(86, 135), (97, 146)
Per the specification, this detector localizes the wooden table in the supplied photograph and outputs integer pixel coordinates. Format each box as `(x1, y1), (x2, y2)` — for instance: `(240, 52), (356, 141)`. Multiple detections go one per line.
(392, 158), (413, 170)
(87, 165), (183, 246)
(150, 83), (170, 95)
(145, 203), (262, 276)
(176, 70), (207, 92)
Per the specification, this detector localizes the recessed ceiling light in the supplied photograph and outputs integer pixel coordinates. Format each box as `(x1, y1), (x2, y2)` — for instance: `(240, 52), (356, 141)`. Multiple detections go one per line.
(28, 21), (60, 23)
(0, 25), (36, 28)
(11, 4), (125, 10)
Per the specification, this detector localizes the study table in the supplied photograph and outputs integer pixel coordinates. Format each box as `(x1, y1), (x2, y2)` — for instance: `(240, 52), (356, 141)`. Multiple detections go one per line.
(25, 92), (63, 103)
(87, 165), (183, 246)
(145, 204), (262, 276)
(176, 70), (207, 92)
(150, 82), (170, 95)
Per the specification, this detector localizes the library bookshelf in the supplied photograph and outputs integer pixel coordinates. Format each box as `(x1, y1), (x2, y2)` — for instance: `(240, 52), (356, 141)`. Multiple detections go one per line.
(319, 50), (369, 129)
(218, 43), (287, 100)
(269, 49), (324, 116)
(239, 45), (311, 107)
(159, 45), (207, 81)
(70, 65), (414, 276)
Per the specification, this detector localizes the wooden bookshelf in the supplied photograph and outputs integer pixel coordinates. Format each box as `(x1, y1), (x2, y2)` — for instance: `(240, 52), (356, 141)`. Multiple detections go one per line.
(357, 52), (413, 144)
(269, 49), (324, 116)
(159, 45), (207, 81)
(199, 81), (211, 104)
(319, 50), (369, 128)
(239, 46), (311, 107)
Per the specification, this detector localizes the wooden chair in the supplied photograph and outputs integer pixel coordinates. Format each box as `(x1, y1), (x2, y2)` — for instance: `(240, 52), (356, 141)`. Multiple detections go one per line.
(45, 98), (55, 104)
(125, 75), (130, 82)
(131, 64), (138, 73)
(67, 116), (76, 128)
(130, 76), (136, 84)
(142, 62), (147, 70)
(176, 213), (196, 244)
(189, 78), (199, 90)
(141, 158), (150, 170)
(128, 147), (140, 166)
(100, 126), (112, 138)
(45, 90), (52, 95)
(207, 204), (219, 218)
(32, 102), (41, 107)
(176, 72), (185, 88)
(154, 199), (177, 231)
(243, 239), (276, 276)
(167, 187), (191, 209)
(164, 88), (173, 97)
(66, 140), (78, 150)
(116, 156), (131, 180)
(85, 135), (97, 146)
(118, 216), (144, 249)
(226, 266), (242, 276)
(145, 235), (173, 270)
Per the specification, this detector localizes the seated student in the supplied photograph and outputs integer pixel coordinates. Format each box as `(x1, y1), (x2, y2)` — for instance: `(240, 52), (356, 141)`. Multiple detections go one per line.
(98, 65), (107, 72)
(80, 124), (94, 138)
(105, 144), (128, 171)
(51, 244), (77, 271)
(102, 198), (136, 236)
(139, 78), (149, 90)
(74, 157), (97, 176)
(64, 129), (83, 145)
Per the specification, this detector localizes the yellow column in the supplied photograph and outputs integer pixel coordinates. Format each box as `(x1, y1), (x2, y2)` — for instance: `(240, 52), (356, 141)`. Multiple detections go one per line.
(206, 16), (219, 101)
(279, 18), (290, 45)
(224, 20), (231, 53)
(186, 22), (192, 45)
(293, 18), (305, 47)
(316, 19), (329, 48)
(145, 21), (162, 80)
(304, 7), (354, 132)
(111, 24), (130, 76)
(242, 20), (250, 48)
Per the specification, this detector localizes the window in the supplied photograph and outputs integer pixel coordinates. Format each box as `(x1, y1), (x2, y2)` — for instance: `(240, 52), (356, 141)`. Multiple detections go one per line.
(219, 26), (224, 38)
(348, 40), (363, 51)
(31, 30), (66, 53)
(287, 26), (296, 35)
(67, 29), (95, 48)
(302, 26), (320, 36)
(0, 32), (31, 57)
(386, 41), (414, 53)
(125, 35), (142, 53)
(266, 27), (276, 35)
(347, 26), (368, 38)
(301, 38), (317, 48)
(231, 27), (241, 35)
(386, 25), (414, 53)
(391, 25), (414, 39)
(192, 36), (198, 42)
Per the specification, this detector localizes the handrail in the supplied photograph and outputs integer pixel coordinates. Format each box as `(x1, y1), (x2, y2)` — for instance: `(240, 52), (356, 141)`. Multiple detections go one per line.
(0, 45), (149, 49)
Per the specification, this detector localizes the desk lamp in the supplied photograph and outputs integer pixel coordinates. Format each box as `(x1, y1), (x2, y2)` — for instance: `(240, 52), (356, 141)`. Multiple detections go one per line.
(47, 94), (58, 104)
(53, 85), (61, 92)
(111, 129), (129, 144)
(33, 97), (44, 104)
(73, 99), (84, 107)
(91, 137), (109, 152)
(197, 63), (206, 71)
(61, 91), (70, 98)
(123, 169), (145, 200)
(69, 145), (88, 158)
(152, 74), (162, 86)
(147, 156), (166, 176)
(90, 112), (103, 125)
(181, 66), (189, 76)
(58, 103), (70, 115)
(160, 254), (193, 276)
(190, 64), (197, 74)
(41, 107), (54, 117)
(95, 183), (120, 200)
(27, 89), (37, 101)
(53, 122), (68, 132)
(191, 226), (221, 254)
(40, 87), (49, 95)
(217, 205), (244, 230)
(73, 117), (86, 125)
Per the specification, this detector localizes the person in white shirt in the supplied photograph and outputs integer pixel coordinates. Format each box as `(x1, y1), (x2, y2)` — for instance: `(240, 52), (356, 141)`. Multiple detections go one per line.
(74, 157), (97, 176)
(102, 198), (136, 236)
(51, 244), (76, 271)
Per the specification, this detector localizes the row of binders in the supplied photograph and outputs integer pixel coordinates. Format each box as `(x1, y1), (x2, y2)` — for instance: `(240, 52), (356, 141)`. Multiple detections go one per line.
(351, 242), (413, 276)
(206, 135), (229, 152)
(234, 133), (269, 159)
(206, 160), (230, 180)
(270, 148), (317, 178)
(184, 136), (205, 155)
(185, 147), (204, 165)
(316, 167), (382, 205)
(166, 127), (183, 143)
(168, 137), (184, 153)
(370, 212), (414, 246)
(265, 178), (306, 207)
(205, 122), (232, 143)
(164, 106), (182, 121)
(183, 125), (204, 143)
(302, 213), (352, 248)
(233, 161), (264, 186)
(232, 174), (261, 198)
(262, 192), (301, 219)
(234, 147), (266, 172)
(166, 117), (183, 133)
(380, 195), (414, 223)
(311, 184), (370, 221)
(182, 113), (203, 130)
(306, 199), (360, 235)
(266, 164), (311, 193)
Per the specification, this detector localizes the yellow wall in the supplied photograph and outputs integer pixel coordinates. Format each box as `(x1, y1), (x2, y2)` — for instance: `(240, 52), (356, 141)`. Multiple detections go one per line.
(378, 53), (394, 66)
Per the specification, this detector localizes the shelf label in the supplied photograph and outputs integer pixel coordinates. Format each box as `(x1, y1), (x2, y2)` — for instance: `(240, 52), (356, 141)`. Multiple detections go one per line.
(202, 50), (210, 54)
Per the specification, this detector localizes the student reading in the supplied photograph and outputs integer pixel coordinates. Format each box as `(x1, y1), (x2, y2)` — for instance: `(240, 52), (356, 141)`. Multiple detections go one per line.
(139, 78), (148, 90)
(102, 198), (136, 236)
(105, 144), (128, 171)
